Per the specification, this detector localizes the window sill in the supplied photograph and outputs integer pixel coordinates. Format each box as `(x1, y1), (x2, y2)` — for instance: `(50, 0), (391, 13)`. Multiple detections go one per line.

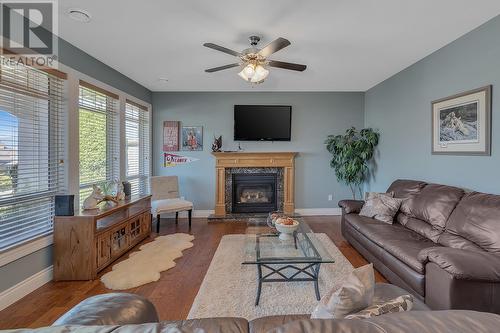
(0, 234), (53, 267)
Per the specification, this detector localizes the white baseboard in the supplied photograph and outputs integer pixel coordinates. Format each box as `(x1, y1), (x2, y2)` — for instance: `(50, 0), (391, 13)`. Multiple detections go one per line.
(167, 210), (214, 218)
(295, 208), (342, 216)
(172, 209), (341, 217)
(0, 265), (53, 311)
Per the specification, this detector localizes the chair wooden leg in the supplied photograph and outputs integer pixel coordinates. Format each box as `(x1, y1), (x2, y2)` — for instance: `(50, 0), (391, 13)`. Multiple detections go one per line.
(156, 214), (161, 233)
(175, 212), (179, 225)
(188, 209), (192, 228)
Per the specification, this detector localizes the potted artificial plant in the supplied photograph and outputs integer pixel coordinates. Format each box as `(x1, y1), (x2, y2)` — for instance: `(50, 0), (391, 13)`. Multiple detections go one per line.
(325, 127), (379, 199)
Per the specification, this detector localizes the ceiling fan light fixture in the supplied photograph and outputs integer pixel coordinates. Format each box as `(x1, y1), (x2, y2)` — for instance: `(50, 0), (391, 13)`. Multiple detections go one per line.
(243, 64), (255, 77)
(253, 65), (269, 82)
(238, 69), (250, 81)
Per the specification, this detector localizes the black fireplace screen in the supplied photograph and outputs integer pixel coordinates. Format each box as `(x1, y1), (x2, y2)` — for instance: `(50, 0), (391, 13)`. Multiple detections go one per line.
(232, 173), (277, 213)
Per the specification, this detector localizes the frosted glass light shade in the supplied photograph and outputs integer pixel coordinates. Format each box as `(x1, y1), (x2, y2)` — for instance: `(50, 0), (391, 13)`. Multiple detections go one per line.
(250, 65), (269, 83)
(238, 69), (249, 81)
(243, 64), (255, 77)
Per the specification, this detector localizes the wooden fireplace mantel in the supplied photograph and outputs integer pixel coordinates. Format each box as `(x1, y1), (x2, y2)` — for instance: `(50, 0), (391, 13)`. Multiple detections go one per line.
(212, 152), (297, 216)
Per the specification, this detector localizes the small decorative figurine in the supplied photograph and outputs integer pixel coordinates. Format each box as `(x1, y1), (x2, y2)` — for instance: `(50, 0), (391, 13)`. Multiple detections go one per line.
(212, 135), (222, 152)
(116, 182), (125, 201)
(82, 184), (105, 210)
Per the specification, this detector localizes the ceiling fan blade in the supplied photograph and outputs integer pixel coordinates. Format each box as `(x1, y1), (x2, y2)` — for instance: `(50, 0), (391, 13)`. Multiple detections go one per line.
(258, 38), (291, 57)
(268, 60), (306, 71)
(205, 63), (240, 73)
(203, 43), (242, 57)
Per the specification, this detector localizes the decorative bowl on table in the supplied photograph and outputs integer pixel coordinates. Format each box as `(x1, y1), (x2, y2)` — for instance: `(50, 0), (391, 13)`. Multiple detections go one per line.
(267, 211), (284, 228)
(274, 217), (300, 240)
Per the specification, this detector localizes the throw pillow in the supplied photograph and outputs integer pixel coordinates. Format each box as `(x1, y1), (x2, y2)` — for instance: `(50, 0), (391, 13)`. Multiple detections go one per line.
(359, 192), (403, 224)
(310, 264), (375, 319)
(344, 294), (414, 319)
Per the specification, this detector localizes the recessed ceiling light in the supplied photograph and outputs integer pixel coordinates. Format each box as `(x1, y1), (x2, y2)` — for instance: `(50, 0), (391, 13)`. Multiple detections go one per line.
(67, 9), (91, 23)
(158, 77), (169, 82)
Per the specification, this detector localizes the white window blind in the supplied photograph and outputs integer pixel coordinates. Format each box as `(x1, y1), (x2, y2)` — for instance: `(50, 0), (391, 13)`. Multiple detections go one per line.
(78, 82), (119, 203)
(125, 100), (150, 196)
(0, 57), (65, 251)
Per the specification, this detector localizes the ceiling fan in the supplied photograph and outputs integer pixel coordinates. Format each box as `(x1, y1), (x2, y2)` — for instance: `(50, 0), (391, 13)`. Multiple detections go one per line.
(203, 36), (307, 84)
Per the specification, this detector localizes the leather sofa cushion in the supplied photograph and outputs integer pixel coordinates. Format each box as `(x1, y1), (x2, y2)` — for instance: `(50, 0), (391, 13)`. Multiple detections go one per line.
(397, 214), (442, 243)
(399, 183), (464, 231)
(268, 311), (500, 333)
(418, 247), (500, 282)
(445, 191), (500, 253)
(386, 179), (427, 199)
(344, 215), (436, 274)
(343, 220), (425, 296)
(437, 231), (483, 251)
(249, 315), (308, 333)
(160, 318), (249, 333)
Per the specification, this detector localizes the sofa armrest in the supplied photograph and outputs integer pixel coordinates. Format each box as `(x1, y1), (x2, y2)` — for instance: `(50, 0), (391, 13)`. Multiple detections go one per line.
(338, 200), (365, 214)
(418, 247), (500, 282)
(53, 293), (159, 326)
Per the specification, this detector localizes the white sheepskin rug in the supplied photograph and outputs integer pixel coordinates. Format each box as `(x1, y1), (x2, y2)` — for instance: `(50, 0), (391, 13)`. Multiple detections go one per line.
(101, 233), (194, 290)
(188, 233), (353, 320)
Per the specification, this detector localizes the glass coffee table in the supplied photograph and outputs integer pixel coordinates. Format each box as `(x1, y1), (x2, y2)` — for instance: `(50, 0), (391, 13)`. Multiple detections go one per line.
(242, 216), (335, 305)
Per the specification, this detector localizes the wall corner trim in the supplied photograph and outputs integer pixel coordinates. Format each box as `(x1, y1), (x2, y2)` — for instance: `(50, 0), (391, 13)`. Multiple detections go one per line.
(0, 265), (53, 311)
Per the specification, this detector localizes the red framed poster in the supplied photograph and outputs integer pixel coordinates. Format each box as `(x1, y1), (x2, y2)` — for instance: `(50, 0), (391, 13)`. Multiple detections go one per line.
(163, 121), (179, 151)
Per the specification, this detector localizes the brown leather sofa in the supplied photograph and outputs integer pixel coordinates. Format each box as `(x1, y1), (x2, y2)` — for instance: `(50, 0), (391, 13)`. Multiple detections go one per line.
(339, 179), (500, 313)
(7, 289), (500, 332)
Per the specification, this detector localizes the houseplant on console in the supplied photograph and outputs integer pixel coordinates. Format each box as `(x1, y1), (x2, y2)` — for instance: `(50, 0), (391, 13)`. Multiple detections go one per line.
(325, 127), (379, 199)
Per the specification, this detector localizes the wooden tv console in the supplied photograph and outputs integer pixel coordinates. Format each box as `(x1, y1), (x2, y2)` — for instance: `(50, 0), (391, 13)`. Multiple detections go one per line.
(54, 195), (152, 281)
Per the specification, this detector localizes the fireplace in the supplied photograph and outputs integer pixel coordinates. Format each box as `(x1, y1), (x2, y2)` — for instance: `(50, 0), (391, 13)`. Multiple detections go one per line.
(212, 152), (296, 217)
(232, 173), (278, 213)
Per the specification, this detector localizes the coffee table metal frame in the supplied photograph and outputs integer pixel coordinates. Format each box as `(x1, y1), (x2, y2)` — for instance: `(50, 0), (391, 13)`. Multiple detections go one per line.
(243, 224), (334, 306)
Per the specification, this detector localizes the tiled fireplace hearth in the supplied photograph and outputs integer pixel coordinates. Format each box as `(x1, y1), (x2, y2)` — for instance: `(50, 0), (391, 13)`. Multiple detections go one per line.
(212, 152), (296, 217)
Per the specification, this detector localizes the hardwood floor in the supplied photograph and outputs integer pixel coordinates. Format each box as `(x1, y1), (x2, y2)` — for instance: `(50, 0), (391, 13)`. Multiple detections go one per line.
(0, 216), (386, 329)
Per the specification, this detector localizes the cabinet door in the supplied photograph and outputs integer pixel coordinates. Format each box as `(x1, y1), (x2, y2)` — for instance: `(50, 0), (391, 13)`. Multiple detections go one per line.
(129, 215), (142, 245)
(96, 232), (111, 270)
(111, 223), (130, 257)
(141, 212), (151, 236)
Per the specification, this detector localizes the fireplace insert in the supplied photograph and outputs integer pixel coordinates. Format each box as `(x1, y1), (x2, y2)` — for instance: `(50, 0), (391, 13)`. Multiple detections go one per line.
(232, 173), (277, 213)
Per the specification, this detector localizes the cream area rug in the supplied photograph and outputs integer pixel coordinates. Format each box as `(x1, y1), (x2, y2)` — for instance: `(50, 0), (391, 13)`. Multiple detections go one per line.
(188, 234), (353, 320)
(101, 233), (194, 290)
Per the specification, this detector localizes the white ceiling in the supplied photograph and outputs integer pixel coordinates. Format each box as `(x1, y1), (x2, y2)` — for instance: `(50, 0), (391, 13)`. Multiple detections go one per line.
(58, 1), (500, 92)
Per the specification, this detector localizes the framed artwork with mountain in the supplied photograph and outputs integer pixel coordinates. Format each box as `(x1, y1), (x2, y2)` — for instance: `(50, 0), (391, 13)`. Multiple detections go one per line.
(431, 85), (491, 155)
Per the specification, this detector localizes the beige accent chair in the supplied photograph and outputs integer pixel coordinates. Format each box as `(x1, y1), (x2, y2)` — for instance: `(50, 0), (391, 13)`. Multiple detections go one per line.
(151, 176), (193, 232)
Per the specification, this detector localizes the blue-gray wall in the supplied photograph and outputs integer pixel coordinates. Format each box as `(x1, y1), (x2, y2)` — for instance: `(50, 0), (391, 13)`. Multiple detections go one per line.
(59, 39), (152, 103)
(364, 15), (500, 193)
(0, 39), (151, 293)
(152, 92), (365, 209)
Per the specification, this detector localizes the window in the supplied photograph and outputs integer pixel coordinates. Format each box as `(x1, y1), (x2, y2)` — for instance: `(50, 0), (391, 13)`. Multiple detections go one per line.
(0, 57), (65, 251)
(78, 81), (119, 203)
(125, 100), (150, 195)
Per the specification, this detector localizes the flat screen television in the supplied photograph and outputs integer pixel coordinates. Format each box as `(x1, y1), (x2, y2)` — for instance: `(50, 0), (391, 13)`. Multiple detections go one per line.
(234, 105), (292, 141)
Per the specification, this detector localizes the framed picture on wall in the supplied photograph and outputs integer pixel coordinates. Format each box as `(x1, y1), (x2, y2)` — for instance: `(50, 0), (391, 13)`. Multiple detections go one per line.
(181, 126), (203, 151)
(163, 121), (179, 151)
(431, 85), (492, 155)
